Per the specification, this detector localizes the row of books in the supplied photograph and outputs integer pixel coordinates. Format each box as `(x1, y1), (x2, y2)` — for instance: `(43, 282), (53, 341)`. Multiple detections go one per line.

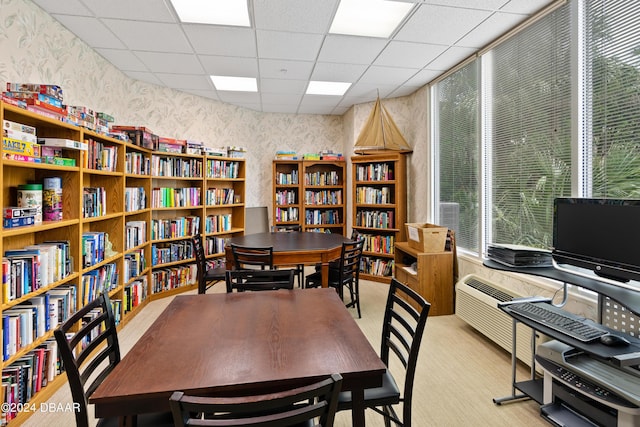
(151, 187), (201, 208)
(304, 171), (341, 186)
(359, 233), (395, 255)
(275, 190), (297, 205)
(274, 207), (299, 222)
(2, 285), (76, 361)
(125, 151), (150, 175)
(151, 241), (194, 266)
(300, 150), (344, 161)
(2, 241), (72, 303)
(355, 210), (395, 229)
(124, 187), (147, 212)
(85, 138), (118, 171)
(81, 263), (118, 306)
(205, 188), (236, 206)
(124, 278), (147, 314)
(361, 257), (394, 277)
(204, 214), (232, 234)
(355, 186), (393, 204)
(304, 189), (343, 205)
(275, 170), (299, 185)
(304, 209), (341, 225)
(2, 338), (59, 424)
(151, 155), (202, 178)
(123, 250), (146, 284)
(151, 216), (201, 240)
(82, 231), (106, 268)
(125, 220), (147, 250)
(355, 162), (395, 182)
(203, 236), (227, 256)
(83, 187), (107, 218)
(151, 264), (197, 293)
(205, 159), (241, 179)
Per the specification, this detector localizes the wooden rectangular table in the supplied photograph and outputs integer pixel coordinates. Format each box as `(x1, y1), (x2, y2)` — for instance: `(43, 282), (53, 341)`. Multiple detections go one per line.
(90, 288), (386, 427)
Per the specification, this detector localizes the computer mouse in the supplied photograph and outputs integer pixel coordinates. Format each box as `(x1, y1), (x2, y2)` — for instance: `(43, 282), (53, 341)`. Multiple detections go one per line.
(599, 333), (630, 347)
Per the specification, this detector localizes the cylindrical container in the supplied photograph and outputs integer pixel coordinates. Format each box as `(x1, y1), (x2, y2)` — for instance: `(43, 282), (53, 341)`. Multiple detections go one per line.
(17, 183), (43, 224)
(43, 177), (63, 221)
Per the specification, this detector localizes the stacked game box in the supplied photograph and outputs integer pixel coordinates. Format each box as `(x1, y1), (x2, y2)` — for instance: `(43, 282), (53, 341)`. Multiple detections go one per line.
(2, 119), (41, 163)
(3, 83), (66, 120)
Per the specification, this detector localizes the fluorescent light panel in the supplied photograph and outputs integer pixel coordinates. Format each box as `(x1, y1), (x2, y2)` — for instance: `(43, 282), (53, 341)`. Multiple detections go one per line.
(306, 81), (351, 96)
(330, 0), (413, 38)
(210, 75), (257, 92)
(171, 0), (250, 26)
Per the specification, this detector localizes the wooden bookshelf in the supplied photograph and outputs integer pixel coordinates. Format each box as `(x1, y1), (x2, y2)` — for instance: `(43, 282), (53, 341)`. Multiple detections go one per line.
(352, 152), (407, 283)
(272, 160), (302, 229)
(0, 100), (246, 425)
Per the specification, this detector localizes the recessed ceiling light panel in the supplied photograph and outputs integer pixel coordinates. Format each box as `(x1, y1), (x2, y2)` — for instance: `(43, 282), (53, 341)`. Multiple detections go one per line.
(330, 0), (413, 38)
(210, 75), (257, 92)
(171, 0), (250, 26)
(306, 81), (351, 96)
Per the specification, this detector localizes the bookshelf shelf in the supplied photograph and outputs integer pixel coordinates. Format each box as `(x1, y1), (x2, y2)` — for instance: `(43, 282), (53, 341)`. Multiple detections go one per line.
(352, 152), (407, 283)
(0, 100), (246, 425)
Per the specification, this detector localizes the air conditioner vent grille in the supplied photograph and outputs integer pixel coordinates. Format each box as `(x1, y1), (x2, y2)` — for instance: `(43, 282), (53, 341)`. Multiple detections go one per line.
(466, 278), (514, 303)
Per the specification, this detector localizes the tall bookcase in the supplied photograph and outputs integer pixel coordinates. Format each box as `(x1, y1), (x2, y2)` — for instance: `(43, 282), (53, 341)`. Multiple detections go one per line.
(272, 160), (346, 235)
(0, 100), (245, 425)
(352, 152), (407, 283)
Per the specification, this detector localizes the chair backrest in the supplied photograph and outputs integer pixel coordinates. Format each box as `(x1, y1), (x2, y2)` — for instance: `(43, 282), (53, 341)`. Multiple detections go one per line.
(381, 278), (431, 425)
(53, 293), (121, 427)
(191, 234), (207, 291)
(226, 269), (295, 292)
(169, 373), (343, 427)
(337, 239), (365, 286)
(231, 244), (274, 270)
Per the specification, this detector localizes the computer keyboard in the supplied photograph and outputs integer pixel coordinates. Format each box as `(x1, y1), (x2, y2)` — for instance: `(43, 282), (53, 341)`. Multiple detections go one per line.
(507, 301), (608, 342)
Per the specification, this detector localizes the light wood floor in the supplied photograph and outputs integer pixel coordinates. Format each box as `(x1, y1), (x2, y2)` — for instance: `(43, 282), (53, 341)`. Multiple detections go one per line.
(22, 277), (550, 427)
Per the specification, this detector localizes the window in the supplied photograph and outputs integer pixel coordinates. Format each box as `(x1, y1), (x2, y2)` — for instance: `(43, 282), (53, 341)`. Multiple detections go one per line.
(435, 0), (640, 256)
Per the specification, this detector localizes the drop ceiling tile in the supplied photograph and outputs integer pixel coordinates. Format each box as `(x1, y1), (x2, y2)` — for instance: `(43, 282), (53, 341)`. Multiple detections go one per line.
(50, 15), (125, 49)
(155, 73), (213, 90)
(421, 0), (506, 10)
(405, 69), (443, 87)
(253, 0), (338, 33)
(183, 25), (257, 57)
(135, 52), (204, 74)
(199, 56), (259, 77)
(389, 85), (421, 98)
(395, 4), (492, 45)
(80, 0), (176, 22)
(374, 41), (448, 69)
(256, 30), (324, 61)
(260, 78), (308, 95)
(426, 46), (476, 70)
(261, 104), (300, 114)
(311, 63), (368, 83)
(500, 0), (555, 14)
(261, 92), (303, 105)
(101, 19), (191, 53)
(123, 71), (164, 86)
(297, 103), (340, 115)
(300, 94), (342, 108)
(218, 91), (262, 104)
(259, 59), (314, 80)
(318, 35), (388, 65)
(31, 0), (92, 15)
(95, 48), (148, 72)
(358, 66), (419, 86)
(457, 12), (528, 48)
(344, 83), (396, 100)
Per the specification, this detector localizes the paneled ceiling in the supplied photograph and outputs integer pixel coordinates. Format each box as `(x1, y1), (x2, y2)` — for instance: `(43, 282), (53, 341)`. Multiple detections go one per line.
(31, 0), (554, 115)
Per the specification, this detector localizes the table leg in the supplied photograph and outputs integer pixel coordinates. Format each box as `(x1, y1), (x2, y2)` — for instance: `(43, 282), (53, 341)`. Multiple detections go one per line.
(321, 262), (329, 289)
(118, 415), (136, 427)
(350, 389), (366, 427)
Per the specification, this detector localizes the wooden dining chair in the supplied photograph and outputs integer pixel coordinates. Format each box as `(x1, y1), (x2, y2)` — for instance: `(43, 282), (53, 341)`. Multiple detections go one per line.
(336, 278), (431, 427)
(53, 293), (173, 427)
(225, 269), (295, 292)
(271, 224), (305, 287)
(304, 239), (365, 317)
(169, 373), (343, 427)
(230, 243), (274, 270)
(191, 234), (226, 294)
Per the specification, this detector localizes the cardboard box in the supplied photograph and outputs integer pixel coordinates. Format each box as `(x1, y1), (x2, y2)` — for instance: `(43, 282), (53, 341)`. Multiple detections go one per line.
(405, 223), (448, 252)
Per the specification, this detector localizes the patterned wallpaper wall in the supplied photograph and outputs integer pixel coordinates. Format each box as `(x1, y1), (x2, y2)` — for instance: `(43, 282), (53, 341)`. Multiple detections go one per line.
(0, 0), (429, 222)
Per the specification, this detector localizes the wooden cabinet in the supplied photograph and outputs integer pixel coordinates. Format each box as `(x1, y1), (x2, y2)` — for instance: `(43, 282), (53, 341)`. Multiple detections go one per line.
(273, 160), (346, 235)
(393, 242), (454, 316)
(352, 152), (407, 283)
(0, 99), (248, 425)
